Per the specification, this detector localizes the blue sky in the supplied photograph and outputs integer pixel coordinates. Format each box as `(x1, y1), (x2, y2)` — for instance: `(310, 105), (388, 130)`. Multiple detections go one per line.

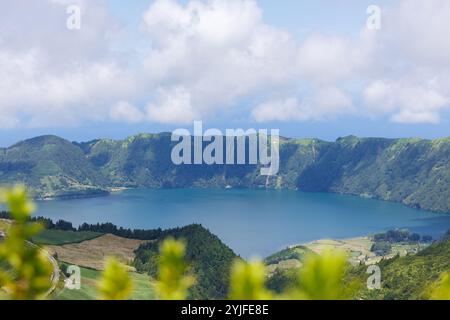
(1, 0), (449, 146)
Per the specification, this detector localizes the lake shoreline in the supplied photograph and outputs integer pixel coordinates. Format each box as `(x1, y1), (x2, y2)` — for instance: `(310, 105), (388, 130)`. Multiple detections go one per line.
(34, 188), (450, 258)
(32, 186), (450, 215)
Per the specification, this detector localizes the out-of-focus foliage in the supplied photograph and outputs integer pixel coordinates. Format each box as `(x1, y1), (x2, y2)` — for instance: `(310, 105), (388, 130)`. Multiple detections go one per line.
(290, 250), (355, 300)
(154, 238), (195, 300)
(97, 258), (133, 300)
(229, 250), (357, 300)
(429, 271), (450, 300)
(229, 260), (273, 300)
(230, 251), (356, 300)
(0, 186), (53, 300)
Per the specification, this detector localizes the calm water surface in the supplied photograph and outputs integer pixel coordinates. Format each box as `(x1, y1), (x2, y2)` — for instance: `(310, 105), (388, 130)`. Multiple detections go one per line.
(35, 189), (450, 257)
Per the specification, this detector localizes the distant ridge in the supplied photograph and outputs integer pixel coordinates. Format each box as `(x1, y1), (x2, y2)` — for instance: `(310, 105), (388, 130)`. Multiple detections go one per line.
(1, 133), (450, 213)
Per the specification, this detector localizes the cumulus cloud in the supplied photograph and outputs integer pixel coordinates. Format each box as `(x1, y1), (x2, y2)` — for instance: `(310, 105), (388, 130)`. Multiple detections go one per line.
(110, 101), (145, 124)
(140, 0), (299, 121)
(1, 0), (450, 128)
(358, 0), (450, 124)
(252, 87), (353, 122)
(253, 0), (450, 124)
(146, 87), (200, 124)
(364, 79), (449, 124)
(139, 0), (450, 125)
(296, 32), (374, 85)
(383, 0), (450, 66)
(0, 0), (132, 128)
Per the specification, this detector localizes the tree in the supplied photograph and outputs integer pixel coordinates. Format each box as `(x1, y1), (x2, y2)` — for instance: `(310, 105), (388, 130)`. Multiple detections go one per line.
(409, 233), (421, 242)
(371, 242), (392, 256)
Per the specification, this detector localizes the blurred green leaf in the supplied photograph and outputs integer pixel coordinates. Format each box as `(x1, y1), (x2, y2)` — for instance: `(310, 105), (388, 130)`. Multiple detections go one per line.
(229, 259), (273, 300)
(0, 186), (53, 300)
(290, 250), (350, 300)
(154, 238), (195, 300)
(97, 258), (133, 300)
(430, 271), (450, 300)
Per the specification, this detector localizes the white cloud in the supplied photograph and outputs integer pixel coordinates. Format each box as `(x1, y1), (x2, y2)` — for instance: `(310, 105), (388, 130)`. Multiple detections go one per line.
(358, 0), (450, 124)
(0, 0), (132, 129)
(140, 0), (299, 122)
(252, 98), (301, 123)
(252, 87), (353, 122)
(390, 110), (440, 124)
(364, 79), (449, 124)
(146, 87), (199, 124)
(383, 0), (450, 67)
(142, 0), (261, 48)
(1, 0), (450, 128)
(110, 101), (145, 124)
(254, 0), (450, 124)
(296, 32), (374, 85)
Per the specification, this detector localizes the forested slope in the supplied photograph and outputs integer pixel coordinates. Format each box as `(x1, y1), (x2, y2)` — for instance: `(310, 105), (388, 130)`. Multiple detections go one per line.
(2, 134), (450, 212)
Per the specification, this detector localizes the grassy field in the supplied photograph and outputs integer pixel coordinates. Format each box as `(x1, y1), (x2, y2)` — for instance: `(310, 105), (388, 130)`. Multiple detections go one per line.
(2, 228), (152, 300)
(46, 234), (148, 270)
(40, 232), (149, 299)
(265, 238), (394, 273)
(265, 237), (424, 269)
(304, 237), (377, 265)
(31, 229), (103, 245)
(56, 265), (156, 300)
(299, 237), (429, 266)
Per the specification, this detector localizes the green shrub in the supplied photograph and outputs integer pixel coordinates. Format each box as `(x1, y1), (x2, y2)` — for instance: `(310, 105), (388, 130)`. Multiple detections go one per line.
(0, 186), (53, 300)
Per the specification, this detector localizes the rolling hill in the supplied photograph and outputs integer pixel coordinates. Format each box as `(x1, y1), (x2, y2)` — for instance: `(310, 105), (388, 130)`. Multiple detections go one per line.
(265, 237), (450, 300)
(353, 237), (450, 300)
(133, 224), (239, 300)
(0, 135), (108, 199)
(1, 134), (450, 212)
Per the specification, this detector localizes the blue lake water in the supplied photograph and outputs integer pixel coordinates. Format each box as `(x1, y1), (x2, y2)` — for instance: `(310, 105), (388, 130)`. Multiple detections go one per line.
(35, 189), (450, 257)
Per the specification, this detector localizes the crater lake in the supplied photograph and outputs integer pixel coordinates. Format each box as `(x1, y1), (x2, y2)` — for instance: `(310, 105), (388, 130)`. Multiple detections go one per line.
(35, 188), (450, 257)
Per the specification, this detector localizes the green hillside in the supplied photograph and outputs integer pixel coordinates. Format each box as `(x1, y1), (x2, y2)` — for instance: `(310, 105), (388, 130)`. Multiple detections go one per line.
(264, 245), (314, 266)
(297, 136), (450, 213)
(353, 238), (450, 300)
(266, 238), (450, 300)
(0, 135), (108, 199)
(2, 134), (450, 212)
(133, 224), (239, 300)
